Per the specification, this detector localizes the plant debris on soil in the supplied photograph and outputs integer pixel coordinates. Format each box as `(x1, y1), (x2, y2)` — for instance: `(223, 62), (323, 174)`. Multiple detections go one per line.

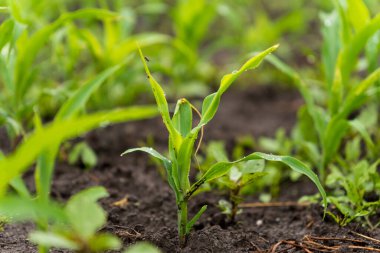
(1, 85), (379, 253)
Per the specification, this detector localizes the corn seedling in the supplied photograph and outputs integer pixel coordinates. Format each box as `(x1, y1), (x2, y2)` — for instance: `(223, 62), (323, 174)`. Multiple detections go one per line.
(122, 46), (326, 246)
(264, 0), (380, 226)
(266, 0), (380, 182)
(0, 7), (119, 142)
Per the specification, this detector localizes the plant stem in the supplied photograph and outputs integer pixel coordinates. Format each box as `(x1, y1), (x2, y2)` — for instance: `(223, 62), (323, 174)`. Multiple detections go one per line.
(229, 187), (240, 224)
(178, 200), (188, 247)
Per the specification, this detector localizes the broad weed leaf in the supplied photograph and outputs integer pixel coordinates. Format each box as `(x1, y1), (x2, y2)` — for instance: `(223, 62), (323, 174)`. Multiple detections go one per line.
(0, 196), (66, 222)
(29, 231), (79, 250)
(65, 187), (109, 240)
(124, 242), (161, 253)
(89, 233), (122, 252)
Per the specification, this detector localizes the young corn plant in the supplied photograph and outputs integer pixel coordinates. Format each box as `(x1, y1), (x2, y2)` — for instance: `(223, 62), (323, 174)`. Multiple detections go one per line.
(0, 6), (119, 142)
(122, 46), (326, 246)
(266, 0), (380, 182)
(264, 0), (380, 226)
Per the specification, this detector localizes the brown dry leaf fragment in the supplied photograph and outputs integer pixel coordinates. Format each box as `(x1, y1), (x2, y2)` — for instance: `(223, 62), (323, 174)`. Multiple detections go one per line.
(112, 195), (129, 207)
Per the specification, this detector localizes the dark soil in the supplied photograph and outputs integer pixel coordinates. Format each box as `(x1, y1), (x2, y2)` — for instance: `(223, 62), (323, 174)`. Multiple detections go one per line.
(1, 85), (379, 253)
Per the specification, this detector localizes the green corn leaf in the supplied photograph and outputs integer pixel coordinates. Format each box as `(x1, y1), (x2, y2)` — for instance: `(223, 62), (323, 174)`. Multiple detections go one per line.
(266, 54), (326, 139)
(14, 8), (118, 104)
(112, 33), (170, 63)
(191, 152), (326, 209)
(0, 6), (9, 13)
(55, 64), (123, 121)
(334, 1), (352, 45)
(29, 231), (79, 251)
(177, 133), (197, 191)
(0, 106), (158, 196)
(338, 13), (380, 85)
(365, 31), (380, 72)
(77, 29), (104, 60)
(185, 205), (207, 234)
(346, 0), (370, 32)
(349, 120), (376, 156)
(172, 99), (193, 137)
(196, 162), (234, 185)
(0, 19), (14, 51)
(199, 45), (278, 128)
(321, 117), (349, 167)
(8, 0), (27, 24)
(138, 47), (182, 150)
(320, 11), (340, 88)
(65, 187), (108, 240)
(9, 177), (31, 198)
(340, 67), (380, 117)
(241, 160), (265, 174)
(121, 147), (170, 164)
(0, 56), (14, 94)
(36, 62), (124, 202)
(121, 147), (179, 196)
(35, 148), (57, 203)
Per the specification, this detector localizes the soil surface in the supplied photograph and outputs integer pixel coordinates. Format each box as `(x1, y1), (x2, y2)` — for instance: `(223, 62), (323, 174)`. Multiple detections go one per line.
(1, 85), (379, 253)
